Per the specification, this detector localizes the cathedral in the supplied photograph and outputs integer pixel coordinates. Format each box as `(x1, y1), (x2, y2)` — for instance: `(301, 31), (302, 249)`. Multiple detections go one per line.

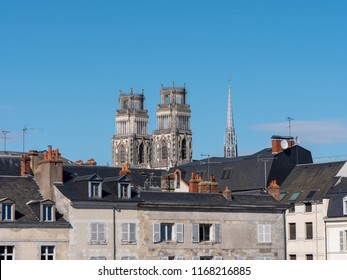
(112, 83), (193, 169)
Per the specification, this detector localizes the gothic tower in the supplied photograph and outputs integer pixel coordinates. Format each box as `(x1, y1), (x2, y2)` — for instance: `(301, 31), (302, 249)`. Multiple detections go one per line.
(112, 89), (151, 167)
(152, 83), (192, 169)
(224, 81), (237, 158)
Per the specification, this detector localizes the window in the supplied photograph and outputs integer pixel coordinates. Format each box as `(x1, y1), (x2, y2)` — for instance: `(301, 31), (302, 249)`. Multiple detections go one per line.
(90, 256), (106, 260)
(89, 182), (102, 199)
(0, 246), (14, 260)
(305, 190), (317, 200)
(258, 256), (272, 260)
(121, 223), (136, 243)
(306, 254), (313, 260)
(289, 223), (296, 240)
(90, 223), (106, 244)
(42, 204), (53, 222)
(181, 139), (187, 160)
(121, 256), (137, 260)
(258, 224), (271, 243)
(161, 143), (168, 161)
(221, 169), (232, 179)
(279, 192), (286, 201)
(343, 196), (347, 215)
(289, 254), (296, 260)
(138, 143), (144, 164)
(289, 203), (295, 213)
(339, 230), (347, 251)
(192, 223), (221, 243)
(120, 146), (126, 164)
(306, 222), (313, 240)
(41, 246), (55, 260)
(176, 95), (182, 104)
(305, 203), (312, 213)
(165, 95), (170, 104)
(153, 223), (184, 243)
(118, 183), (131, 199)
(289, 191), (301, 201)
(1, 203), (13, 221)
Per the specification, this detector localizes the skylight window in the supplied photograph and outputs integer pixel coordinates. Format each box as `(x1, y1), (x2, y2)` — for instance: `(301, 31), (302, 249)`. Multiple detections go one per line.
(305, 190), (317, 200)
(289, 191), (301, 201)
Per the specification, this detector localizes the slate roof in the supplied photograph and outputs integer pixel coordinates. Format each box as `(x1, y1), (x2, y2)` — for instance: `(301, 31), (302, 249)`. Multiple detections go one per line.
(0, 176), (70, 227)
(279, 161), (345, 203)
(0, 155), (21, 176)
(325, 177), (347, 218)
(63, 164), (164, 189)
(171, 145), (312, 192)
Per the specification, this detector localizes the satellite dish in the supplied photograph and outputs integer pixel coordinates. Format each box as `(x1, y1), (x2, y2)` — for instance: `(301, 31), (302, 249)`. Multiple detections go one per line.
(281, 140), (289, 149)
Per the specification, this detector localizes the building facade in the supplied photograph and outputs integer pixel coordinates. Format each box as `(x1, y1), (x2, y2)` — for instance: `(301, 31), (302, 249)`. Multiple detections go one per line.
(112, 83), (192, 169)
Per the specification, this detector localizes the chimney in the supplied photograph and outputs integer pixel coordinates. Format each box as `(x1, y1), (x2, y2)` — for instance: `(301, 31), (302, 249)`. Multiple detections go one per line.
(34, 146), (63, 200)
(223, 186), (232, 200)
(20, 155), (32, 176)
(28, 150), (39, 174)
(75, 160), (84, 165)
(189, 173), (201, 192)
(86, 158), (97, 165)
(119, 162), (131, 178)
(271, 135), (295, 154)
(267, 180), (280, 201)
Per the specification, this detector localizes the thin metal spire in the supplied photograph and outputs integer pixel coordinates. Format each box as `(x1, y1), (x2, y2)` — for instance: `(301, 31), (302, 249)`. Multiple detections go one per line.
(224, 80), (237, 158)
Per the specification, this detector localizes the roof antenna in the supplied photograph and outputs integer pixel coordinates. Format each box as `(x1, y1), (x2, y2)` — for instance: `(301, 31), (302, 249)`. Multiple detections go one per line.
(287, 117), (294, 136)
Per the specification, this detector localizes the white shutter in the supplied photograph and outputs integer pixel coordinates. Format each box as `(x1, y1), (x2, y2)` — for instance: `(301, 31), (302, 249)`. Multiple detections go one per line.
(258, 225), (264, 243)
(129, 223), (136, 242)
(160, 256), (169, 260)
(175, 256), (184, 260)
(192, 256), (200, 260)
(176, 223), (184, 243)
(121, 223), (129, 242)
(214, 224), (221, 243)
(213, 256), (223, 260)
(192, 223), (199, 243)
(127, 185), (132, 198)
(265, 225), (271, 243)
(98, 223), (106, 242)
(153, 223), (161, 243)
(340, 231), (344, 252)
(90, 223), (98, 242)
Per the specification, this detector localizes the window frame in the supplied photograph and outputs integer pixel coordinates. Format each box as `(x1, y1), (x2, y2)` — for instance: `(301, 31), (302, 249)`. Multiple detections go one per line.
(343, 196), (347, 215)
(305, 222), (313, 240)
(121, 223), (136, 243)
(89, 181), (102, 199)
(42, 204), (54, 222)
(305, 203), (312, 213)
(192, 223), (221, 243)
(0, 245), (15, 260)
(153, 223), (184, 243)
(1, 203), (14, 221)
(118, 183), (131, 199)
(90, 222), (107, 244)
(40, 245), (55, 260)
(258, 224), (271, 243)
(289, 223), (296, 240)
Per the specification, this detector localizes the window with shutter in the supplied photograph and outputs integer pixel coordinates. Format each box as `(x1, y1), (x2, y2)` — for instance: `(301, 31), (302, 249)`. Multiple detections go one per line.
(153, 223), (161, 243)
(340, 231), (345, 252)
(258, 224), (271, 243)
(192, 223), (199, 243)
(176, 223), (184, 243)
(90, 223), (106, 244)
(121, 223), (136, 243)
(214, 224), (221, 243)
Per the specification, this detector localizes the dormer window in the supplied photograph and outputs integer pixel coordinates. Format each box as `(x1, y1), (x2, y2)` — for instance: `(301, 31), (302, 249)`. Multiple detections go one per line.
(1, 199), (15, 222)
(41, 201), (55, 222)
(89, 181), (102, 199)
(343, 196), (347, 215)
(118, 183), (131, 199)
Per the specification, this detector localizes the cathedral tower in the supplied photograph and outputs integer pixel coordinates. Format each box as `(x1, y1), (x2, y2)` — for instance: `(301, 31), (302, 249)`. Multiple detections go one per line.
(112, 89), (151, 167)
(224, 81), (237, 158)
(152, 83), (192, 169)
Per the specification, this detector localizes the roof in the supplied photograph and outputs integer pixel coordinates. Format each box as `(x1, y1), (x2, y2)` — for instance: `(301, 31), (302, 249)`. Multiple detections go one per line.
(63, 164), (164, 189)
(326, 177), (347, 218)
(0, 155), (21, 176)
(0, 176), (70, 227)
(279, 161), (346, 203)
(171, 145), (312, 192)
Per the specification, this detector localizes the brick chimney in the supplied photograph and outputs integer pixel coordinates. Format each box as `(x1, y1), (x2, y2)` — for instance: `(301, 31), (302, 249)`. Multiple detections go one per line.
(28, 150), (39, 174)
(189, 173), (202, 192)
(86, 158), (97, 165)
(223, 186), (232, 200)
(34, 145), (63, 200)
(20, 155), (32, 176)
(267, 180), (280, 201)
(197, 175), (220, 193)
(119, 162), (131, 178)
(271, 135), (295, 154)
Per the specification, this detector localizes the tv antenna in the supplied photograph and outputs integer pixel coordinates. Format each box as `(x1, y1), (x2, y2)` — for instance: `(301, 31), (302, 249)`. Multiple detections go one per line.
(200, 153), (222, 180)
(1, 130), (11, 151)
(287, 117), (294, 136)
(22, 126), (43, 152)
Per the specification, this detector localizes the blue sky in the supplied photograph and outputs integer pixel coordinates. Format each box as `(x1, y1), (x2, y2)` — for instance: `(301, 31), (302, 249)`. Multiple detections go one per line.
(1, 0), (347, 165)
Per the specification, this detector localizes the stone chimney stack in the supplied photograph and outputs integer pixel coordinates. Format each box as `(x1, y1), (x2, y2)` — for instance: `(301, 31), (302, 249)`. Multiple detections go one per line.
(20, 155), (32, 176)
(34, 145), (63, 200)
(267, 180), (281, 201)
(223, 186), (232, 200)
(189, 173), (202, 192)
(28, 150), (39, 174)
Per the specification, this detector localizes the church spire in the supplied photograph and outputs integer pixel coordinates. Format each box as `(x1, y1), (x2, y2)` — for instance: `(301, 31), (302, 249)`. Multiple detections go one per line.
(224, 81), (237, 158)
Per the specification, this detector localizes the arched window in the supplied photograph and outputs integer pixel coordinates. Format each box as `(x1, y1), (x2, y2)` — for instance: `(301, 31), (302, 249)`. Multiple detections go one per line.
(181, 139), (187, 160)
(161, 142), (168, 162)
(139, 143), (144, 164)
(120, 145), (126, 164)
